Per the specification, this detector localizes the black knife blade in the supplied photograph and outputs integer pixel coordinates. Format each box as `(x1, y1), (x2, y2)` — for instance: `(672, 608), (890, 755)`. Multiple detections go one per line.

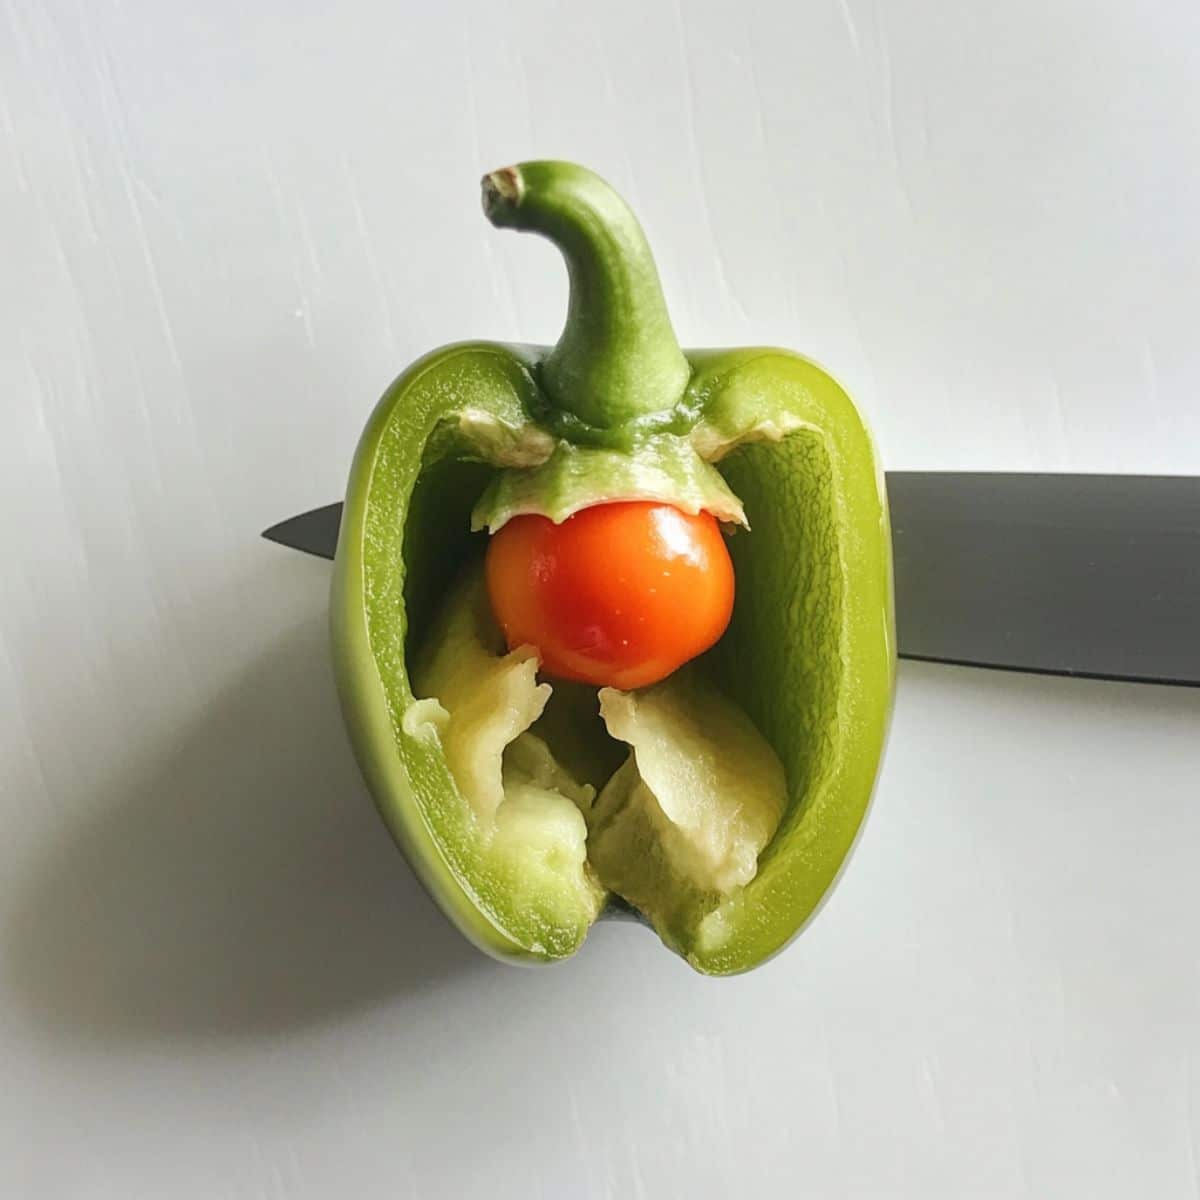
(263, 473), (1200, 688)
(263, 502), (343, 562)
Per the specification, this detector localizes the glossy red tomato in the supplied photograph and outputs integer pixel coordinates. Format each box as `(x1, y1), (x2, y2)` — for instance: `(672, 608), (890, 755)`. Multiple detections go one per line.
(485, 501), (735, 690)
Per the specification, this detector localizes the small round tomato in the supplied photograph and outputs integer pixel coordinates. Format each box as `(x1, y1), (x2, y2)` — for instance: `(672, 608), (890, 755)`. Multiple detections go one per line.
(485, 501), (735, 690)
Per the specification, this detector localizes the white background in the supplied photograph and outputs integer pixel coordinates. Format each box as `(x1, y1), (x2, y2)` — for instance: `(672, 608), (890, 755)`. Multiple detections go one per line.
(3, 1), (1199, 1196)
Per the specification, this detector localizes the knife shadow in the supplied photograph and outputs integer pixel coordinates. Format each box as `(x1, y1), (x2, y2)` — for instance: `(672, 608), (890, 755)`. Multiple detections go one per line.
(5, 604), (484, 1044)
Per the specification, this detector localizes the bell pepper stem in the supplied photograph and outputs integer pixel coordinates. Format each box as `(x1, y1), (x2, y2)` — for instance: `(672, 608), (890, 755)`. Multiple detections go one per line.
(482, 161), (691, 429)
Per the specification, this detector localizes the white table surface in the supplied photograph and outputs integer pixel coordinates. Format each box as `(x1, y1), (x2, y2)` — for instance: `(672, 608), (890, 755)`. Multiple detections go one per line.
(4, 2), (1199, 1196)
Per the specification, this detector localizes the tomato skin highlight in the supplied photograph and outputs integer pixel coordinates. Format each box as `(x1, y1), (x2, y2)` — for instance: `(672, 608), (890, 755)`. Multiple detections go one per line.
(485, 501), (735, 690)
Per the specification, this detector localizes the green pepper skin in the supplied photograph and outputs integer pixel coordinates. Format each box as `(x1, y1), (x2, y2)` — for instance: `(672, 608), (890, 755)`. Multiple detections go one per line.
(332, 343), (559, 962)
(331, 162), (895, 972)
(684, 348), (894, 972)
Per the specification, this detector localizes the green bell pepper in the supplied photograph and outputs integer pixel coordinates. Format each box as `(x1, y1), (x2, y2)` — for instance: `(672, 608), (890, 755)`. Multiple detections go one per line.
(331, 160), (894, 975)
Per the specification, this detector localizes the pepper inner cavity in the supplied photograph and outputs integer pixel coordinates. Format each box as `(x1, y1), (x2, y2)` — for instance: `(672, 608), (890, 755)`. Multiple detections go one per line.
(411, 559), (787, 939)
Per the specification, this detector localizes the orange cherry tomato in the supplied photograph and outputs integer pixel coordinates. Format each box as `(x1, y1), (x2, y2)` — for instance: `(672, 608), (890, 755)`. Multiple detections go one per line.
(485, 501), (735, 690)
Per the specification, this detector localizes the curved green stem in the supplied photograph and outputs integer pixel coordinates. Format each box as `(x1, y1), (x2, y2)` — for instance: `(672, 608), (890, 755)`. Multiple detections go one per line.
(481, 161), (691, 429)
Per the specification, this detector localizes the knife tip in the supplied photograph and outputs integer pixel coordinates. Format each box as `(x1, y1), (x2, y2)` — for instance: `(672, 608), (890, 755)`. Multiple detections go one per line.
(260, 522), (290, 546)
